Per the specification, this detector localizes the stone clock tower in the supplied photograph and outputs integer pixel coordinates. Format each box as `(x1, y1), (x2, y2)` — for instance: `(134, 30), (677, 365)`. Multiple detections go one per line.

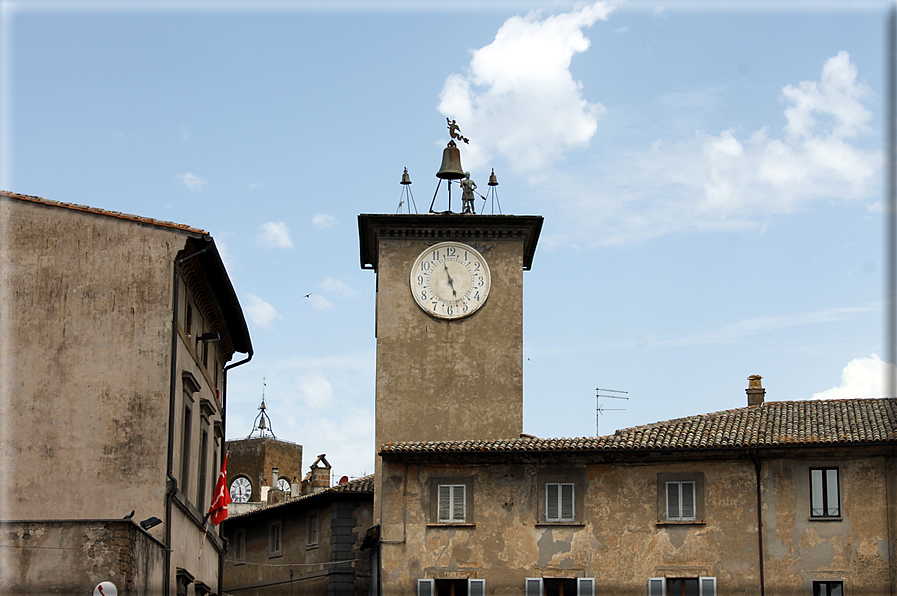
(358, 212), (542, 449)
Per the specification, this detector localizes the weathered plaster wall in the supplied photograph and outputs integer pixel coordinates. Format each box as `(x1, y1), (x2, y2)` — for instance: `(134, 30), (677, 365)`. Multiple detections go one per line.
(1, 198), (182, 522)
(762, 456), (892, 596)
(379, 454), (894, 595)
(374, 238), (524, 447)
(0, 520), (165, 595)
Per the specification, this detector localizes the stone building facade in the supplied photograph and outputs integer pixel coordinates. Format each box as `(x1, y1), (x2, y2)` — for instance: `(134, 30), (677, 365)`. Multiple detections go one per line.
(377, 394), (897, 596)
(221, 475), (374, 595)
(0, 191), (252, 595)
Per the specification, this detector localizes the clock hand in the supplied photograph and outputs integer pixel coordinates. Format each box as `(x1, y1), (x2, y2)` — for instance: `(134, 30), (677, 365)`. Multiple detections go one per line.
(443, 263), (457, 296)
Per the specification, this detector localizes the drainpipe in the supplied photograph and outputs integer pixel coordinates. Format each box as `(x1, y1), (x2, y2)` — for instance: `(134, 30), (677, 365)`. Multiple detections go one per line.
(218, 348), (252, 596)
(752, 451), (766, 596)
(165, 241), (213, 596)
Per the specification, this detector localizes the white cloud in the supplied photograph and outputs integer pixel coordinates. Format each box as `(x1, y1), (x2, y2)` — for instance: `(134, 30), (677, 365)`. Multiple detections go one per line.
(812, 354), (895, 400)
(313, 213), (336, 229)
(258, 221), (293, 249)
(177, 172), (207, 191)
(309, 294), (333, 311)
(299, 374), (334, 410)
(438, 2), (614, 175)
(553, 51), (879, 246)
(244, 293), (283, 328)
(319, 277), (358, 298)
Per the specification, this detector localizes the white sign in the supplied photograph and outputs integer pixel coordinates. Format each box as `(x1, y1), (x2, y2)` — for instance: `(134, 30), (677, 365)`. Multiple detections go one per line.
(93, 581), (118, 596)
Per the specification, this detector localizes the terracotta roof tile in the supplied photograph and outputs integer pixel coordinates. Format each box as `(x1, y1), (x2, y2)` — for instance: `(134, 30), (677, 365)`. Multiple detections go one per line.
(379, 398), (897, 455)
(2, 190), (207, 235)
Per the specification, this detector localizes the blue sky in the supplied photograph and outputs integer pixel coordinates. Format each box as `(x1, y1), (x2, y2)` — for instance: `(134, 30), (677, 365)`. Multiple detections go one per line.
(1, 0), (891, 480)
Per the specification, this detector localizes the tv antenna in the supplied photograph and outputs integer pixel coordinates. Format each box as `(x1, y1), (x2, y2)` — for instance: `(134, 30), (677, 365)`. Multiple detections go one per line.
(596, 387), (628, 436)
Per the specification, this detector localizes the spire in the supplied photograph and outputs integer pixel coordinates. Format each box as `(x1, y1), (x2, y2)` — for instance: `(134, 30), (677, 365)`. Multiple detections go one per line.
(248, 378), (276, 438)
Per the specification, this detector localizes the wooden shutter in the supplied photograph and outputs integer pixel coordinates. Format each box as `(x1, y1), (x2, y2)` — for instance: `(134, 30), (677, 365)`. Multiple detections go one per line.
(648, 578), (665, 596)
(699, 577), (716, 596)
(438, 485), (451, 522)
(666, 481), (680, 519)
(681, 481), (696, 520)
(577, 577), (595, 596)
(452, 485), (466, 522)
(469, 579), (485, 596)
(525, 578), (543, 596)
(547, 483), (559, 520)
(561, 483), (574, 520)
(418, 579), (434, 596)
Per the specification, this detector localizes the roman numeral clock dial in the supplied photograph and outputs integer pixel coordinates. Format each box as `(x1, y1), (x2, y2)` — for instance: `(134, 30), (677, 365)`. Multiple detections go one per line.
(410, 241), (491, 319)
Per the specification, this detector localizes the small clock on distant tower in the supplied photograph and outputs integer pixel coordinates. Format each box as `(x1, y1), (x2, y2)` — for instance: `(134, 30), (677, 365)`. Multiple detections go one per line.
(229, 476), (251, 503)
(277, 478), (291, 492)
(410, 241), (491, 319)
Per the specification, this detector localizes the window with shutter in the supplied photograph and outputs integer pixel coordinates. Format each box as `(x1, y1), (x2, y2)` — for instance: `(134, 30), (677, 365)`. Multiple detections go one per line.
(577, 578), (595, 596)
(666, 481), (696, 521)
(545, 483), (575, 522)
(437, 484), (466, 523)
(525, 578), (543, 596)
(418, 579), (434, 596)
(813, 580), (843, 596)
(469, 579), (486, 596)
(647, 577), (717, 596)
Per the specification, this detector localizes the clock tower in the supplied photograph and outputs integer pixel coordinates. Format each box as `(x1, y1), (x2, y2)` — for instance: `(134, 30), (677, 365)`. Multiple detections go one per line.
(358, 205), (542, 449)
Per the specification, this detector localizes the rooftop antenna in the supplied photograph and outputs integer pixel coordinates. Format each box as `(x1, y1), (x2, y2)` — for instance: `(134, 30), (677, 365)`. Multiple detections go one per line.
(248, 377), (275, 439)
(396, 167), (418, 214)
(596, 387), (628, 436)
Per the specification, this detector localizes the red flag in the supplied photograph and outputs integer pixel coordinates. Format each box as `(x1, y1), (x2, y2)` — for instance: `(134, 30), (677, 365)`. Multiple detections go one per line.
(208, 453), (232, 525)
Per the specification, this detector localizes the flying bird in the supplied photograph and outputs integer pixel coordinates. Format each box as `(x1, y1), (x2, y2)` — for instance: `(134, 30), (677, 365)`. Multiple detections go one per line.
(303, 293), (312, 298)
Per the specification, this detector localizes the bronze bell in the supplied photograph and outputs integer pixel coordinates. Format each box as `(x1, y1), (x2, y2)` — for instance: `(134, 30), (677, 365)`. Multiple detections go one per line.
(436, 142), (465, 180)
(401, 167), (412, 185)
(488, 168), (498, 186)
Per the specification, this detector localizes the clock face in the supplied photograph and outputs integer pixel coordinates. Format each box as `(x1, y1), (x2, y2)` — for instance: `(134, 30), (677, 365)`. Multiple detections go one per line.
(277, 478), (291, 492)
(410, 241), (491, 320)
(229, 476), (252, 503)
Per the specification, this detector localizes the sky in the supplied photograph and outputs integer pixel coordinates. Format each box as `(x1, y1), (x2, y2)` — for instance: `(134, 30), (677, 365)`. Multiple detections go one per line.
(1, 0), (893, 482)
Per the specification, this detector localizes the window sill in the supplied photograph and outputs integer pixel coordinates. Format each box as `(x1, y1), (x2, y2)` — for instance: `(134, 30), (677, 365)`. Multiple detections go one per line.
(427, 522), (476, 528)
(536, 522), (585, 527)
(655, 520), (706, 526)
(306, 543), (319, 550)
(809, 516), (842, 522)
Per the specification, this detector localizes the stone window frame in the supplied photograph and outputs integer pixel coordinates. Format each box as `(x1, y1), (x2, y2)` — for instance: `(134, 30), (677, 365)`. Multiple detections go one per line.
(418, 578), (485, 596)
(306, 509), (319, 548)
(233, 527), (246, 565)
(536, 469), (585, 526)
(268, 519), (283, 558)
(812, 580), (844, 596)
(525, 577), (595, 596)
(428, 475), (475, 526)
(656, 472), (706, 525)
(648, 576), (716, 596)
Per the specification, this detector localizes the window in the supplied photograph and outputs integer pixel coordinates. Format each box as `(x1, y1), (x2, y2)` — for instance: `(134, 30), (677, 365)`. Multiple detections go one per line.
(307, 510), (319, 546)
(180, 395), (193, 497)
(648, 577), (716, 596)
(545, 483), (575, 522)
(657, 473), (704, 523)
(197, 424), (209, 509)
(813, 580), (844, 596)
(666, 481), (696, 521)
(417, 579), (485, 596)
(525, 578), (595, 596)
(268, 520), (282, 557)
(810, 468), (840, 518)
(233, 528), (246, 564)
(438, 484), (466, 523)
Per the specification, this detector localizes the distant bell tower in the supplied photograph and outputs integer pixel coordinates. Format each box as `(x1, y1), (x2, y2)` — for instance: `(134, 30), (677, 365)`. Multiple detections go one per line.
(358, 122), (542, 451)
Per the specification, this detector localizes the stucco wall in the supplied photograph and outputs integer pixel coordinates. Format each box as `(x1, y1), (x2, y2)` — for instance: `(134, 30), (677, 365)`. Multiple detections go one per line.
(379, 451), (895, 595)
(1, 198), (183, 522)
(0, 520), (165, 595)
(374, 238), (524, 447)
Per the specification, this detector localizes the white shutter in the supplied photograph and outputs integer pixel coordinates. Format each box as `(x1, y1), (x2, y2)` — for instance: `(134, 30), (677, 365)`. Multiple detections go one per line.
(469, 579), (485, 596)
(453, 485), (466, 522)
(681, 481), (696, 520)
(699, 577), (716, 596)
(525, 578), (543, 596)
(561, 483), (575, 520)
(438, 485), (451, 522)
(666, 481), (680, 519)
(648, 578), (665, 596)
(577, 577), (595, 596)
(418, 579), (434, 596)
(547, 483), (559, 520)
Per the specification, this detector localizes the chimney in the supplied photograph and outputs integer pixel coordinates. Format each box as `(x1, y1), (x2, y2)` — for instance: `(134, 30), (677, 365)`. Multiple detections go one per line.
(746, 375), (765, 406)
(309, 454), (331, 493)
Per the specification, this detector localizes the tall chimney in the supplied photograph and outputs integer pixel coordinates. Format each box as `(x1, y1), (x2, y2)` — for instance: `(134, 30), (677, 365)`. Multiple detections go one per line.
(746, 375), (765, 406)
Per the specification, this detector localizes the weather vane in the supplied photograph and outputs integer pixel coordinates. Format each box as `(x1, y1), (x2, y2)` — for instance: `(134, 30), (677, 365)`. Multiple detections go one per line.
(446, 118), (469, 145)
